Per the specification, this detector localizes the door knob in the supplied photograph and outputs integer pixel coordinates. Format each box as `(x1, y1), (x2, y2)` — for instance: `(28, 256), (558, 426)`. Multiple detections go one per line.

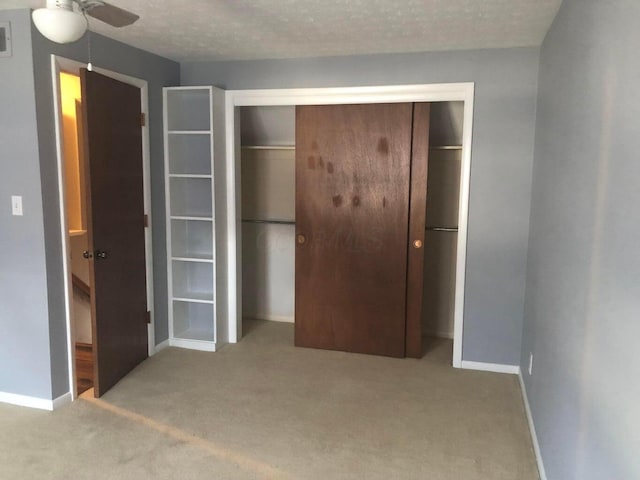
(297, 234), (306, 245)
(95, 250), (108, 259)
(82, 250), (93, 259)
(413, 239), (423, 249)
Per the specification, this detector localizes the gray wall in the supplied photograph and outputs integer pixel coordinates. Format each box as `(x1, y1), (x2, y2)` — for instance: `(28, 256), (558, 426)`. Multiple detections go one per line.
(0, 8), (179, 400)
(182, 47), (540, 365)
(520, 0), (640, 478)
(0, 9), (53, 399)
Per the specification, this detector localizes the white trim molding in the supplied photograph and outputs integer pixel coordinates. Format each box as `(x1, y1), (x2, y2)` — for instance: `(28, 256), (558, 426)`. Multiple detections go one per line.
(0, 391), (72, 411)
(460, 360), (520, 375)
(519, 371), (548, 480)
(224, 83), (475, 369)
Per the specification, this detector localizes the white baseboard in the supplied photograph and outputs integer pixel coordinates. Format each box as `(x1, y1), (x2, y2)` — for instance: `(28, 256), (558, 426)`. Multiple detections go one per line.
(460, 360), (520, 374)
(518, 371), (547, 480)
(0, 390), (72, 411)
(52, 391), (72, 409)
(153, 339), (170, 354)
(245, 314), (294, 323)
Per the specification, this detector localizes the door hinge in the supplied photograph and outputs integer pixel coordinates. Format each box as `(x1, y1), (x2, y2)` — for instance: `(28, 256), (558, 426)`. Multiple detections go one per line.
(140, 112), (146, 127)
(144, 214), (149, 228)
(145, 310), (151, 324)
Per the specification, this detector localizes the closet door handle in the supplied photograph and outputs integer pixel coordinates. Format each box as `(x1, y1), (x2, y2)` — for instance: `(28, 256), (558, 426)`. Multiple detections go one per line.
(95, 250), (108, 260)
(82, 250), (93, 259)
(296, 234), (306, 245)
(413, 239), (423, 249)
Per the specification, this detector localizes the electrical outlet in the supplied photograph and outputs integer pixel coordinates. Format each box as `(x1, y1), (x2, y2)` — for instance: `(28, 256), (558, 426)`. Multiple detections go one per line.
(528, 353), (534, 375)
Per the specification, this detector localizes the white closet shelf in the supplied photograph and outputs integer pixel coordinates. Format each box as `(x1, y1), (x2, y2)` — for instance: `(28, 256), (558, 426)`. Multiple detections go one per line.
(169, 174), (212, 179)
(167, 130), (211, 135)
(241, 145), (295, 150)
(170, 215), (213, 221)
(172, 255), (214, 263)
(170, 336), (216, 352)
(173, 327), (215, 342)
(430, 145), (462, 150)
(172, 295), (214, 304)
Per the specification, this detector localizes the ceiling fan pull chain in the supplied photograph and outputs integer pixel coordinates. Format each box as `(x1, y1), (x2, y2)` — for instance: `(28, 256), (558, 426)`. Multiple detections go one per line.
(83, 9), (93, 71)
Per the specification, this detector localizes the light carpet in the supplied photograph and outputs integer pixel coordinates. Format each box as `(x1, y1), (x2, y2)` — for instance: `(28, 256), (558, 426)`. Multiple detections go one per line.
(0, 320), (538, 479)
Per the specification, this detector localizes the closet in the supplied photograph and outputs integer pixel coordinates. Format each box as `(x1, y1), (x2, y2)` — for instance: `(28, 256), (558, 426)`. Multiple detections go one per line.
(240, 106), (296, 327)
(240, 102), (463, 356)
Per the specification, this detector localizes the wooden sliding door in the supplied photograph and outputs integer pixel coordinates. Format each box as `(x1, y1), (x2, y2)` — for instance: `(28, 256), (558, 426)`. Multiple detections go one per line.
(295, 103), (415, 357)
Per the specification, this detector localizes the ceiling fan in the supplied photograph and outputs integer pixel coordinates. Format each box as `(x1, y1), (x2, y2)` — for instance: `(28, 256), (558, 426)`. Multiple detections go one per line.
(32, 0), (139, 44)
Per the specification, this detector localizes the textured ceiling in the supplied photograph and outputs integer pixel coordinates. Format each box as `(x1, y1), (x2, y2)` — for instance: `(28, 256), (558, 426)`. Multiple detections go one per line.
(4, 0), (562, 62)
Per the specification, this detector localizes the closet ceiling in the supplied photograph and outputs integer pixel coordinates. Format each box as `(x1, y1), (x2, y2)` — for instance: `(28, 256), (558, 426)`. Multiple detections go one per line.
(6, 0), (562, 61)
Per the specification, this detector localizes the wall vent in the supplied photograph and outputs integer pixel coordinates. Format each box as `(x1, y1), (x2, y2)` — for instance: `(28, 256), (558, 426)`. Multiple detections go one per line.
(0, 22), (12, 58)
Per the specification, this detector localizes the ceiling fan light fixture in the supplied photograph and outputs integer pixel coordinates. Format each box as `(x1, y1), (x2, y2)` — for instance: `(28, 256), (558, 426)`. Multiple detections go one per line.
(32, 0), (87, 44)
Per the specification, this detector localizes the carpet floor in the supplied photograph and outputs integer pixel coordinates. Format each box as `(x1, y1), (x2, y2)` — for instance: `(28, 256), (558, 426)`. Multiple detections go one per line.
(0, 320), (538, 479)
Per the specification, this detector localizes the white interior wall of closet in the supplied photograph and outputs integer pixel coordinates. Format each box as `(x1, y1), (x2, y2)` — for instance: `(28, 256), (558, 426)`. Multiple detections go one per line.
(422, 101), (464, 339)
(241, 106), (296, 323)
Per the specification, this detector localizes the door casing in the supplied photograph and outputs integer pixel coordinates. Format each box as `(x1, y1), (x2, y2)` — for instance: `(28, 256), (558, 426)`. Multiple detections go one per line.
(51, 55), (156, 402)
(224, 83), (475, 368)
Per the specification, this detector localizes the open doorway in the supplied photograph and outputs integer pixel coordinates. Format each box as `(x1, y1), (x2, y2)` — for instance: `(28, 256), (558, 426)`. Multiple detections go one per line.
(59, 71), (93, 395)
(52, 56), (156, 400)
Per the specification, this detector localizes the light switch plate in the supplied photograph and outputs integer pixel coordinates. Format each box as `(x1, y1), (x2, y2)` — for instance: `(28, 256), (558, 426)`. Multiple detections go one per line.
(11, 195), (23, 216)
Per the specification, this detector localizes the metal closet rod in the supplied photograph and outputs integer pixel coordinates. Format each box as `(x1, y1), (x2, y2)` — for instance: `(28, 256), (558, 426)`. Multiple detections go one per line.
(242, 219), (296, 225)
(426, 226), (458, 232)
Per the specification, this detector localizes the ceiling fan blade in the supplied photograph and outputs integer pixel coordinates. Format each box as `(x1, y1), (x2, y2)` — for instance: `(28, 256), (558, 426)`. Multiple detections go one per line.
(87, 2), (139, 27)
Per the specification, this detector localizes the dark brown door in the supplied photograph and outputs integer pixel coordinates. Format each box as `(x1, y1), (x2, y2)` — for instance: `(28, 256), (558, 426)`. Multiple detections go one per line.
(295, 103), (414, 357)
(405, 104), (431, 358)
(80, 69), (148, 397)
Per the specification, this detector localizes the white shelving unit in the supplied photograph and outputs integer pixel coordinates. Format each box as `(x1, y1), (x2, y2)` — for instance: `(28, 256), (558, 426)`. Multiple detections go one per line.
(164, 86), (228, 351)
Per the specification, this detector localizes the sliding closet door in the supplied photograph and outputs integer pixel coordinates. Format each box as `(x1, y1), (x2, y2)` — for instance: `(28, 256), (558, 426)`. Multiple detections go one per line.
(405, 103), (431, 358)
(295, 103), (413, 357)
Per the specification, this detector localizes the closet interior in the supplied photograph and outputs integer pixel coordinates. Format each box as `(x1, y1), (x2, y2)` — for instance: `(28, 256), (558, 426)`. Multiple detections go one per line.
(238, 101), (463, 354)
(240, 106), (296, 328)
(422, 101), (463, 342)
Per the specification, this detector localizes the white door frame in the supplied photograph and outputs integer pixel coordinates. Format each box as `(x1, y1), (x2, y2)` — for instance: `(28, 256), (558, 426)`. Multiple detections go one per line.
(51, 55), (156, 401)
(224, 83), (474, 368)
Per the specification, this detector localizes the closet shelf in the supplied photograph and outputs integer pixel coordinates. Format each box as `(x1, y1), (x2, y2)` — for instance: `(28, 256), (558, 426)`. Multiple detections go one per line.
(172, 295), (215, 304)
(170, 215), (213, 222)
(169, 174), (212, 179)
(426, 226), (458, 232)
(167, 130), (211, 135)
(430, 145), (462, 150)
(172, 256), (214, 263)
(241, 145), (295, 150)
(242, 218), (295, 225)
(173, 327), (215, 342)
